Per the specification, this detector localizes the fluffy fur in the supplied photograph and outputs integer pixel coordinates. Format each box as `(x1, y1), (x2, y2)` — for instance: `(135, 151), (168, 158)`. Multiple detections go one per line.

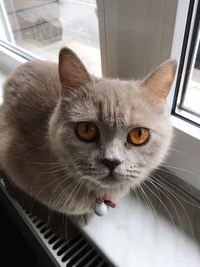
(0, 48), (176, 218)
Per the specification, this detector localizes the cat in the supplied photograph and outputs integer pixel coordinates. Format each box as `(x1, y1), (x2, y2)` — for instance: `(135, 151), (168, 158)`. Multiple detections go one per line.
(0, 47), (176, 221)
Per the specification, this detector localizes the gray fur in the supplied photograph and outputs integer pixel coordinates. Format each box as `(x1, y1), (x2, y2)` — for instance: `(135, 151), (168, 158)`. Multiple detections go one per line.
(0, 48), (176, 217)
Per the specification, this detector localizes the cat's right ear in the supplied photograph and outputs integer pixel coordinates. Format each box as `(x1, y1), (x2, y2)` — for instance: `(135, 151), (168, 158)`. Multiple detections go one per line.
(59, 47), (92, 96)
(141, 60), (177, 102)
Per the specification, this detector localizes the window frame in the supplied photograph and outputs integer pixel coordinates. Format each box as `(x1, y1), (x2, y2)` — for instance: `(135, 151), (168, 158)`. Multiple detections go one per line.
(165, 0), (200, 190)
(171, 0), (200, 126)
(0, 0), (14, 43)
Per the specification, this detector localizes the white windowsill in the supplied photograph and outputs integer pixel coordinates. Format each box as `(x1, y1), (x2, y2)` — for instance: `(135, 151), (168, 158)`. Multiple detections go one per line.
(79, 193), (200, 267)
(170, 115), (200, 140)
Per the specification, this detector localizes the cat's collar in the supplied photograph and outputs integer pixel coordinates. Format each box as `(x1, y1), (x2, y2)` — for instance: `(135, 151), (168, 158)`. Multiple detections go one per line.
(94, 197), (116, 216)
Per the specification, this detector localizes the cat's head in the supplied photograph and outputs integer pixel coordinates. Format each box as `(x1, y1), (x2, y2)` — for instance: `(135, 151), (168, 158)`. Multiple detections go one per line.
(49, 48), (176, 193)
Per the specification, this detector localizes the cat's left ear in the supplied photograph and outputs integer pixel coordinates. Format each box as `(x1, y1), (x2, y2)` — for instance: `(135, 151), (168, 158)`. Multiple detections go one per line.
(142, 60), (177, 101)
(59, 47), (92, 95)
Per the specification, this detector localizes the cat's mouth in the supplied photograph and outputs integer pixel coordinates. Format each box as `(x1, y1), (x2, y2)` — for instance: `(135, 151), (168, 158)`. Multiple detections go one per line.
(84, 170), (130, 189)
(101, 172), (123, 184)
(100, 170), (137, 187)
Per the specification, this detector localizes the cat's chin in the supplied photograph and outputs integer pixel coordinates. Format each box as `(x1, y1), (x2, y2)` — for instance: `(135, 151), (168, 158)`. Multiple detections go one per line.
(100, 175), (119, 186)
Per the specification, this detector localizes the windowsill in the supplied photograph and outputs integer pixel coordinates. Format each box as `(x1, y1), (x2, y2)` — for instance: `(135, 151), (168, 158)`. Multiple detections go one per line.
(164, 115), (200, 191)
(79, 189), (200, 267)
(0, 43), (27, 73)
(170, 115), (200, 140)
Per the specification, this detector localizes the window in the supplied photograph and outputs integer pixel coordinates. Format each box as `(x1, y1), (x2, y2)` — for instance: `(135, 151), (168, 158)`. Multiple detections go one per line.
(0, 0), (101, 76)
(166, 0), (200, 190)
(172, 0), (200, 126)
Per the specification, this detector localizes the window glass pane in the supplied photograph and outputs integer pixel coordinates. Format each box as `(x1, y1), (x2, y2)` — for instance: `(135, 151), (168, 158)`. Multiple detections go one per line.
(183, 38), (200, 116)
(0, 0), (101, 76)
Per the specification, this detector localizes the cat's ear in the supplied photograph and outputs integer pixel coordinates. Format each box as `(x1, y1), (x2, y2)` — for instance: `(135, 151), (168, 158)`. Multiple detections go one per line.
(142, 60), (177, 101)
(59, 47), (92, 95)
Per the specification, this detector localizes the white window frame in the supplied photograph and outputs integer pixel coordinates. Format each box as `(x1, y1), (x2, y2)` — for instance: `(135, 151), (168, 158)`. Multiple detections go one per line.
(165, 0), (200, 190)
(169, 0), (200, 134)
(0, 0), (200, 193)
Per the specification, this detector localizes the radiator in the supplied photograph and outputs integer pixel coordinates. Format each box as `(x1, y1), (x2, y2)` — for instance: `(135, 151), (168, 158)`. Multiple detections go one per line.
(0, 178), (113, 267)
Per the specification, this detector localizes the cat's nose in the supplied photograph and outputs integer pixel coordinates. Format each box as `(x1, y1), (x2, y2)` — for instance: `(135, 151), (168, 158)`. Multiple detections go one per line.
(101, 158), (122, 172)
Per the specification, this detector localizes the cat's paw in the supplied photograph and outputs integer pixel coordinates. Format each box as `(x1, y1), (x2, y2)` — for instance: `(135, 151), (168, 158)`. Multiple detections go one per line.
(70, 213), (93, 226)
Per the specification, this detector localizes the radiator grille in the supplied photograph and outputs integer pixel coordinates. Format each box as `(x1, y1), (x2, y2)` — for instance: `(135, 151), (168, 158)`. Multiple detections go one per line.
(0, 179), (113, 267)
(25, 210), (111, 267)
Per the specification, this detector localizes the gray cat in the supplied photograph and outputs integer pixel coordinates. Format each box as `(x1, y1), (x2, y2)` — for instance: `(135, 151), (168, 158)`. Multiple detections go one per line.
(0, 48), (176, 220)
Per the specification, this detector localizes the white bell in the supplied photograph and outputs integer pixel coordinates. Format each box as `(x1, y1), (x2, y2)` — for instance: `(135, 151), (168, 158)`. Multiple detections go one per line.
(94, 202), (108, 216)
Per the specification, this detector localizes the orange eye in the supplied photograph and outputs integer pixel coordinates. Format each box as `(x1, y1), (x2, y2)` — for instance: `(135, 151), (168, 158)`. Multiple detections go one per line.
(128, 127), (150, 146)
(76, 122), (99, 142)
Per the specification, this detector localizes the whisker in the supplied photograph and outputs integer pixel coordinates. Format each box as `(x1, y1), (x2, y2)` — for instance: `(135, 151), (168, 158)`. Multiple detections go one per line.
(47, 178), (81, 227)
(150, 174), (195, 238)
(68, 181), (83, 210)
(147, 177), (183, 231)
(29, 164), (66, 197)
(29, 161), (61, 166)
(152, 171), (200, 209)
(142, 180), (176, 228)
(133, 184), (140, 204)
(168, 148), (188, 154)
(137, 184), (158, 219)
(155, 167), (198, 195)
(82, 183), (89, 213)
(159, 165), (198, 178)
(29, 173), (69, 213)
